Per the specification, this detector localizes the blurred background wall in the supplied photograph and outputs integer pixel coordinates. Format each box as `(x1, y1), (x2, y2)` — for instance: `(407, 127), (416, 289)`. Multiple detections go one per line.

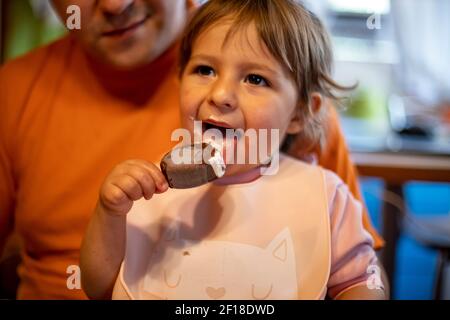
(1, 0), (66, 63)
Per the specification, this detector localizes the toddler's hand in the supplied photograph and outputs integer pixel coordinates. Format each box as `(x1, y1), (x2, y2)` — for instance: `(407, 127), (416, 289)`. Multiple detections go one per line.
(99, 160), (168, 216)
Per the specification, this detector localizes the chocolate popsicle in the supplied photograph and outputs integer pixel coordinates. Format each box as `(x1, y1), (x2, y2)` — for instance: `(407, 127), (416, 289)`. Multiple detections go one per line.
(160, 143), (226, 189)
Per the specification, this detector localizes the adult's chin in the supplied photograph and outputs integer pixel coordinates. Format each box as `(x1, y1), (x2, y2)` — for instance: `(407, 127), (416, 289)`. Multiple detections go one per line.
(83, 31), (165, 70)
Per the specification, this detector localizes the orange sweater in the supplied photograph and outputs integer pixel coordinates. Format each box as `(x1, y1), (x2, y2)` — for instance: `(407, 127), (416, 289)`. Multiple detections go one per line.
(0, 35), (382, 299)
(0, 36), (181, 299)
(317, 106), (384, 250)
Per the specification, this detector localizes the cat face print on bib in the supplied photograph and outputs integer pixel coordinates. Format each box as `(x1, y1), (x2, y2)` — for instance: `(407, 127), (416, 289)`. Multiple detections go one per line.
(141, 227), (298, 300)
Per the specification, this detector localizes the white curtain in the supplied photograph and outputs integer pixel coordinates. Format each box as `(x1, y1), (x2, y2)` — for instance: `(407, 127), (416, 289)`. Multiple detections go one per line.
(392, 0), (450, 106)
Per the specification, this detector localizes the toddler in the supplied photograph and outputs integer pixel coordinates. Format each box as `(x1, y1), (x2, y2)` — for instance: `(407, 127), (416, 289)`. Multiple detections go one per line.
(80, 0), (385, 300)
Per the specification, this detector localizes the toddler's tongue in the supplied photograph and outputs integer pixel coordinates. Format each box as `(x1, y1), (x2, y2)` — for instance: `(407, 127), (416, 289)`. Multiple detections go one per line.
(202, 130), (236, 165)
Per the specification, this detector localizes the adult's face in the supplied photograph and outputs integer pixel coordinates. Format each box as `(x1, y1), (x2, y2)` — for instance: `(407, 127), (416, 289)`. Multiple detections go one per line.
(51, 0), (189, 69)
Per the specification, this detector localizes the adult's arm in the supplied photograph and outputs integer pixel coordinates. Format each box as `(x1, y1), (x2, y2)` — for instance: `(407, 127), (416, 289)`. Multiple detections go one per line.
(0, 41), (51, 255)
(0, 67), (17, 256)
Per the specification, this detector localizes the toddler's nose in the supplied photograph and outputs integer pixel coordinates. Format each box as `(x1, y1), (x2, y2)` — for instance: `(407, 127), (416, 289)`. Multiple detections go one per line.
(208, 77), (237, 111)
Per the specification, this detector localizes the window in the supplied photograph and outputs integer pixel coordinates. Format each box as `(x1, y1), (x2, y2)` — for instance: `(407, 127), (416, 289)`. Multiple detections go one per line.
(327, 0), (390, 15)
(326, 0), (397, 64)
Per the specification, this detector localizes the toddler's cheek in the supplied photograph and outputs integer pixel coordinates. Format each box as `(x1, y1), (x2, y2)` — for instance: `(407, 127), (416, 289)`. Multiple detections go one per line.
(179, 101), (197, 126)
(180, 91), (203, 120)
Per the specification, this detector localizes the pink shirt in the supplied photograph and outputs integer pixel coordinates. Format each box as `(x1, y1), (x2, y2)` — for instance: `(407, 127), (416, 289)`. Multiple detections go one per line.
(324, 169), (379, 298)
(114, 154), (380, 299)
(209, 156), (379, 298)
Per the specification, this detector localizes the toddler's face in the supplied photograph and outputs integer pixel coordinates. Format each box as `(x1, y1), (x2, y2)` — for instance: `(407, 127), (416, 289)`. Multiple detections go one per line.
(180, 19), (301, 176)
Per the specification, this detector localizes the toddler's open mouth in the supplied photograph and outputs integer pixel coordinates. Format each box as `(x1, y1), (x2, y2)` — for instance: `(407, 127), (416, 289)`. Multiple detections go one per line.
(200, 118), (241, 164)
(202, 119), (234, 135)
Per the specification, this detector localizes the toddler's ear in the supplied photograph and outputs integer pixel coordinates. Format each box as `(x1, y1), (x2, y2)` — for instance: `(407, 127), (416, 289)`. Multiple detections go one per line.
(310, 92), (323, 114)
(286, 92), (323, 135)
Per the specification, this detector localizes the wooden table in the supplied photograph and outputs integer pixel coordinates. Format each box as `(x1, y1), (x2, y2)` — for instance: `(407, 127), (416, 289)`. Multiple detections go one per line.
(352, 152), (450, 184)
(351, 150), (450, 297)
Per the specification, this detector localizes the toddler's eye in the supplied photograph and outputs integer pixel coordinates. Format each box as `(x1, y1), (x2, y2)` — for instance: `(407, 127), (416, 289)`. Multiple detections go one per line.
(245, 74), (269, 86)
(195, 65), (215, 77)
